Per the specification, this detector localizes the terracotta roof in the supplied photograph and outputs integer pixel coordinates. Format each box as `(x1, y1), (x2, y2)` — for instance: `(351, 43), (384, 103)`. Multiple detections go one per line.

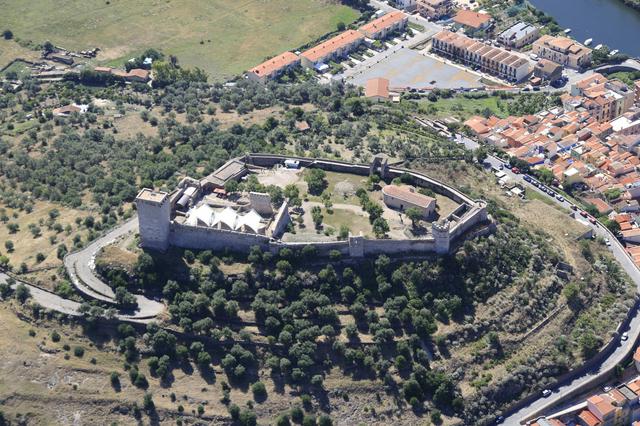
(382, 185), (435, 209)
(359, 11), (407, 35)
(365, 77), (389, 99)
(127, 69), (150, 80)
(578, 409), (601, 426)
(301, 30), (364, 63)
(249, 51), (299, 77)
(623, 229), (640, 238)
(587, 394), (616, 417)
(453, 10), (492, 29)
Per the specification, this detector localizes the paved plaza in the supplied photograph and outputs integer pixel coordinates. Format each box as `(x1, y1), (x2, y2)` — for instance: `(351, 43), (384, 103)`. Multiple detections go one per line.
(347, 48), (483, 90)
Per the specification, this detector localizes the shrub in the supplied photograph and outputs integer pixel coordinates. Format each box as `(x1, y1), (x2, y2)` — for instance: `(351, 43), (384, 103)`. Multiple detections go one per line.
(110, 371), (120, 388)
(143, 392), (154, 411)
(73, 346), (85, 357)
(251, 381), (267, 400)
(290, 406), (304, 423)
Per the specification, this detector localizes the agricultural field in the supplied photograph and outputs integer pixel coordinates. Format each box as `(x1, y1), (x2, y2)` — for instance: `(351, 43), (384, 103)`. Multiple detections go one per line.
(0, 38), (40, 71)
(0, 0), (360, 79)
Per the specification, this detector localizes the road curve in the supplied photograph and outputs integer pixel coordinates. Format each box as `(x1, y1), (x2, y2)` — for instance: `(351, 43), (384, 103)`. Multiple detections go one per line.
(64, 216), (164, 320)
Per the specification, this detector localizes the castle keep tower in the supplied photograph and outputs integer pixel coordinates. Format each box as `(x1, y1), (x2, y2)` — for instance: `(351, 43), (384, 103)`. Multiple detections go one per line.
(135, 188), (171, 251)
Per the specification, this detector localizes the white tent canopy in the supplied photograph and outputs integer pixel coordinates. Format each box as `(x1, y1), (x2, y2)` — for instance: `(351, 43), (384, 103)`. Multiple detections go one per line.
(187, 205), (266, 234)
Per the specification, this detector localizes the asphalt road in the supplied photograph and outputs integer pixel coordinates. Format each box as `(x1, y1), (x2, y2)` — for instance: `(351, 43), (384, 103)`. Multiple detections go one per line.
(453, 134), (640, 425)
(0, 271), (82, 316)
(64, 217), (164, 320)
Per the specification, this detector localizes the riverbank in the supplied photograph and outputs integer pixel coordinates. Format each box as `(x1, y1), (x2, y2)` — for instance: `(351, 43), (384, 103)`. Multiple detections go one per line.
(527, 0), (640, 57)
(618, 0), (640, 12)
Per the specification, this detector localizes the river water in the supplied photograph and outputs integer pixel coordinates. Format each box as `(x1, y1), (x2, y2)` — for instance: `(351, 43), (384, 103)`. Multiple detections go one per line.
(528, 0), (640, 57)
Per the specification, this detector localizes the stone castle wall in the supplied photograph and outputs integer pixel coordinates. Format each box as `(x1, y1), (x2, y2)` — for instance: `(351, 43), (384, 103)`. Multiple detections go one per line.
(139, 154), (491, 257)
(170, 222), (270, 251)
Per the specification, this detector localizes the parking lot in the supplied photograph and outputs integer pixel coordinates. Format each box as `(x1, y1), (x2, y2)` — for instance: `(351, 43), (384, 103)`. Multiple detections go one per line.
(347, 48), (483, 89)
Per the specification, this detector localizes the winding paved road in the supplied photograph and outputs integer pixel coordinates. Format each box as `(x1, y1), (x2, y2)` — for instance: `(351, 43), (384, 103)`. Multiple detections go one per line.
(64, 217), (164, 320)
(1, 215), (163, 323)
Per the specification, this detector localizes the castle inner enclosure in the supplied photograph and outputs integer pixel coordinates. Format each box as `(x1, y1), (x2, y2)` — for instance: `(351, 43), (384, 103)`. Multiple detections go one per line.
(135, 154), (491, 257)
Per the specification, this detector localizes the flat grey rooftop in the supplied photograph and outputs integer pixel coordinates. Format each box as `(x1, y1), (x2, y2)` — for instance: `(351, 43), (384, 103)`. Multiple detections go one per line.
(347, 49), (483, 90)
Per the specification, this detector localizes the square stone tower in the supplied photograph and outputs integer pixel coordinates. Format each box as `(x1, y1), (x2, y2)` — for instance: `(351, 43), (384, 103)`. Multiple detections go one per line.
(135, 188), (171, 251)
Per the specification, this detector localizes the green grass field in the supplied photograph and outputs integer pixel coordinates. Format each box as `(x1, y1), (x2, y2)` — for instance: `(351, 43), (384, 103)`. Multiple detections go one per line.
(1, 0), (359, 80)
(419, 95), (509, 120)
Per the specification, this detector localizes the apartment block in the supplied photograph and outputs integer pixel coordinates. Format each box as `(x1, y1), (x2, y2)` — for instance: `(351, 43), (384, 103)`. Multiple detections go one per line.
(432, 30), (532, 82)
(416, 0), (453, 20)
(300, 30), (365, 69)
(247, 51), (300, 82)
(532, 35), (592, 69)
(497, 22), (540, 49)
(358, 10), (408, 39)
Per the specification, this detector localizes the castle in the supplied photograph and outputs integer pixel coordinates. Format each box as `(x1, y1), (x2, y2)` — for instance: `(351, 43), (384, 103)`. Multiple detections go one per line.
(135, 154), (491, 257)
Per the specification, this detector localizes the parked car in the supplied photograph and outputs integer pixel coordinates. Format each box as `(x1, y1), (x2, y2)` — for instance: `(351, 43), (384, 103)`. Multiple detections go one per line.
(588, 216), (597, 224)
(580, 211), (588, 218)
(511, 167), (520, 174)
(603, 385), (612, 392)
(571, 205), (578, 211)
(556, 195), (564, 202)
(523, 175), (531, 182)
(542, 389), (552, 397)
(495, 416), (505, 424)
(621, 332), (629, 341)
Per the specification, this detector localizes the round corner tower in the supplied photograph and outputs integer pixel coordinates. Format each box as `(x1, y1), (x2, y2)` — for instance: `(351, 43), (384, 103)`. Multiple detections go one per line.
(135, 188), (171, 251)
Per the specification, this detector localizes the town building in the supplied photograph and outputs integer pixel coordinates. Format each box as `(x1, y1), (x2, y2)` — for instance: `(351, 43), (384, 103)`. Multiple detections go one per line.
(247, 51), (300, 82)
(564, 74), (635, 122)
(532, 35), (592, 69)
(452, 10), (493, 32)
(497, 22), (540, 49)
(52, 103), (89, 117)
(533, 58), (563, 83)
(358, 10), (408, 39)
(394, 0), (417, 11)
(635, 81), (640, 105)
(364, 78), (390, 102)
(382, 184), (436, 218)
(432, 30), (532, 82)
(300, 30), (364, 69)
(93, 66), (151, 83)
(535, 375), (640, 425)
(126, 69), (150, 83)
(416, 0), (453, 20)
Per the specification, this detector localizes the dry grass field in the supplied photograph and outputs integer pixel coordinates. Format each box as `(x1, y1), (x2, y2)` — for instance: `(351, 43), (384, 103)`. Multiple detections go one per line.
(0, 0), (360, 79)
(0, 39), (40, 70)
